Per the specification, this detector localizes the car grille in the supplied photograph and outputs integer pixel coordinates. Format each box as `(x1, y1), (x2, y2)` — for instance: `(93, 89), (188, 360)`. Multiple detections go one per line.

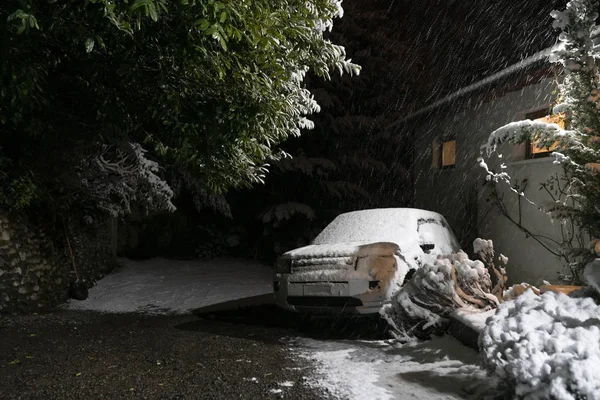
(291, 257), (354, 273)
(287, 296), (363, 307)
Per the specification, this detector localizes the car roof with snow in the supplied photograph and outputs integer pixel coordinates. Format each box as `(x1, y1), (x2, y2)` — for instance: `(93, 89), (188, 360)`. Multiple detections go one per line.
(283, 208), (460, 261)
(314, 208), (458, 249)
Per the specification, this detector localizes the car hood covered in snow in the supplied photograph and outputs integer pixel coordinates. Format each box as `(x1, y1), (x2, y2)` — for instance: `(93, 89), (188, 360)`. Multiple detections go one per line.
(282, 241), (400, 260)
(281, 208), (460, 268)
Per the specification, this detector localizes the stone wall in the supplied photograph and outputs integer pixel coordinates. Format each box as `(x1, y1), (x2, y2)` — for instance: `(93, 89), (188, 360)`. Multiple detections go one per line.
(65, 215), (117, 286)
(0, 210), (117, 313)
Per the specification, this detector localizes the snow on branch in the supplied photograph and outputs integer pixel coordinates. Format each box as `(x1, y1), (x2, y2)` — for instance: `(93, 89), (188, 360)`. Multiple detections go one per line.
(80, 142), (175, 217)
(312, 0), (345, 32)
(482, 119), (572, 157)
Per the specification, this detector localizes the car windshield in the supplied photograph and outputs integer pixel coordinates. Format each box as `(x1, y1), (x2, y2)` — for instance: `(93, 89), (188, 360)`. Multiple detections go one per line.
(312, 208), (460, 255)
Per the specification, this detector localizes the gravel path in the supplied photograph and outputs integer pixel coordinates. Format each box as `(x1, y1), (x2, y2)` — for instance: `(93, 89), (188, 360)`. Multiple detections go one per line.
(0, 310), (334, 400)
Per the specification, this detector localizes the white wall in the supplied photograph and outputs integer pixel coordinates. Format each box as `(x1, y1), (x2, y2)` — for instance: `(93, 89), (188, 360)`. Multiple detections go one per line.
(412, 78), (570, 285)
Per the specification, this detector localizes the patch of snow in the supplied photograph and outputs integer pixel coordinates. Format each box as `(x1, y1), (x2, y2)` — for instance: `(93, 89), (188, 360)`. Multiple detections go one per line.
(295, 335), (496, 400)
(481, 290), (600, 400)
(498, 254), (508, 265)
(473, 238), (493, 259)
(268, 380), (295, 396)
(67, 257), (272, 314)
(502, 282), (540, 301)
(450, 308), (496, 333)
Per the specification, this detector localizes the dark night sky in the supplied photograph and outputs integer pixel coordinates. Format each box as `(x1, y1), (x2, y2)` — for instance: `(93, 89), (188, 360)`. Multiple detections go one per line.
(340, 0), (569, 115)
(393, 0), (567, 85)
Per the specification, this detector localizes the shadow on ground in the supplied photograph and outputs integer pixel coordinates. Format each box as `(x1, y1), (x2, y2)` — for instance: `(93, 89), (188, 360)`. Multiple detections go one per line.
(398, 370), (485, 397)
(175, 294), (390, 341)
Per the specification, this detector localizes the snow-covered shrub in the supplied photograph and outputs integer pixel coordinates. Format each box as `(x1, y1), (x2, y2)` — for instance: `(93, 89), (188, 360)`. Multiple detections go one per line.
(474, 237), (509, 300)
(382, 249), (497, 340)
(473, 238), (494, 260)
(481, 290), (600, 400)
(78, 142), (176, 217)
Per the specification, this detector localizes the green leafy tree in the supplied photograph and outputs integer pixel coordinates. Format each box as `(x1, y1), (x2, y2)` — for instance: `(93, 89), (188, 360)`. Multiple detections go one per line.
(231, 0), (415, 260)
(0, 0), (359, 215)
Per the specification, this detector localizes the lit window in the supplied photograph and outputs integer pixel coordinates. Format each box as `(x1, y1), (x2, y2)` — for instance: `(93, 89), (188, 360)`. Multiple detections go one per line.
(432, 136), (456, 169)
(525, 109), (565, 158)
(586, 163), (600, 173)
(442, 139), (456, 167)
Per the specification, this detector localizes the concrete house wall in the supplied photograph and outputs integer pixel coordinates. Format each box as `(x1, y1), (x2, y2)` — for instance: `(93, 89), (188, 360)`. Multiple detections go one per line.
(412, 77), (570, 285)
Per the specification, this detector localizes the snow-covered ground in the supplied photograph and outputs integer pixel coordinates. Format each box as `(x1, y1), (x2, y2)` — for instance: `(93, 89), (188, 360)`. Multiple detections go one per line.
(295, 335), (496, 400)
(67, 257), (273, 314)
(68, 256), (494, 400)
(450, 308), (496, 332)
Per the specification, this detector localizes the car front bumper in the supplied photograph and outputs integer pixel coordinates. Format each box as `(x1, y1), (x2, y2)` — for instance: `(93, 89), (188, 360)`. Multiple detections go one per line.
(273, 275), (390, 315)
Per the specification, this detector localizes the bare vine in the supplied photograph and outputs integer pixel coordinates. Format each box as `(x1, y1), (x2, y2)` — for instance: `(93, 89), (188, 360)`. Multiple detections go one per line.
(484, 169), (589, 283)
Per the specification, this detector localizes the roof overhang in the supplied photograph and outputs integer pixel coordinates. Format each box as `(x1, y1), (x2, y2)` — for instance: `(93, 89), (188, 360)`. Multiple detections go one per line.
(395, 26), (600, 126)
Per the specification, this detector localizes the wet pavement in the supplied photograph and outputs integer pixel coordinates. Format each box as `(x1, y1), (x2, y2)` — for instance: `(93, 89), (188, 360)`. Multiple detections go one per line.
(0, 304), (387, 400)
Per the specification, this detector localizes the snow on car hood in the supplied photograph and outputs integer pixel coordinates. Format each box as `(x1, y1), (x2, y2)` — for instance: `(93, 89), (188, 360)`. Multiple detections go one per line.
(282, 241), (399, 260)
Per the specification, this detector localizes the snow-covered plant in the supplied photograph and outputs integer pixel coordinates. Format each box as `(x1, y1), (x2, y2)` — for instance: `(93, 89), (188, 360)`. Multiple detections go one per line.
(78, 142), (175, 217)
(502, 282), (541, 301)
(481, 290), (600, 400)
(479, 0), (600, 281)
(382, 243), (500, 340)
(474, 238), (509, 300)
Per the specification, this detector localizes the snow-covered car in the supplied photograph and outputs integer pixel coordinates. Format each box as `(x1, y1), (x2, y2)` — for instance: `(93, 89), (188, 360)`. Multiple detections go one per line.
(273, 208), (460, 315)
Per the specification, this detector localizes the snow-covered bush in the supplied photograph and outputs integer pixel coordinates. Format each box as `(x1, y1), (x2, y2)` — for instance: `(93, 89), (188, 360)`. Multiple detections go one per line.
(382, 248), (498, 340)
(481, 290), (600, 400)
(479, 0), (600, 281)
(474, 237), (509, 299)
(77, 142), (176, 217)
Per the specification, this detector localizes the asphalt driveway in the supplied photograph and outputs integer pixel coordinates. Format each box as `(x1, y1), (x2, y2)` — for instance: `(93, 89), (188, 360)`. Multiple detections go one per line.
(0, 309), (332, 400)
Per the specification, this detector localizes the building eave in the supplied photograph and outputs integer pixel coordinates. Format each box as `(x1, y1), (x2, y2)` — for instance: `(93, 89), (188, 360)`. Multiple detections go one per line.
(395, 26), (600, 127)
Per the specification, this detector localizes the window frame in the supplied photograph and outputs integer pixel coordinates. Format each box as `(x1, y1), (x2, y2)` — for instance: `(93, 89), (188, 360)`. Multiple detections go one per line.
(440, 138), (457, 169)
(432, 133), (456, 170)
(524, 108), (561, 159)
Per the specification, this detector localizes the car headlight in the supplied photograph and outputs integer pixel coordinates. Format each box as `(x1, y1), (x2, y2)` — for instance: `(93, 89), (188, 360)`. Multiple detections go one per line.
(275, 258), (292, 273)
